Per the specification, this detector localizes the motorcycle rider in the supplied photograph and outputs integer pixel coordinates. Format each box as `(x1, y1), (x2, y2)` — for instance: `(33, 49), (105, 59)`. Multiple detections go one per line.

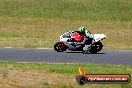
(70, 26), (94, 53)
(78, 26), (94, 52)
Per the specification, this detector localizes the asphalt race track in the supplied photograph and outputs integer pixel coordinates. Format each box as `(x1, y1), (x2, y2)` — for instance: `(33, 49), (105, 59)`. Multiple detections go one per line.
(0, 48), (132, 66)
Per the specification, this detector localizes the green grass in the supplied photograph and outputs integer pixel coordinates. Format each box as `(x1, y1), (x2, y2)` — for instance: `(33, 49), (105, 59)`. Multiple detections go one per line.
(0, 0), (131, 21)
(0, 0), (131, 49)
(0, 61), (132, 88)
(1, 61), (132, 74)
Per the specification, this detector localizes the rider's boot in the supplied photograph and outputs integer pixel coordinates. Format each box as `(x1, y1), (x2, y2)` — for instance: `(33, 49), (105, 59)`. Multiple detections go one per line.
(82, 44), (91, 54)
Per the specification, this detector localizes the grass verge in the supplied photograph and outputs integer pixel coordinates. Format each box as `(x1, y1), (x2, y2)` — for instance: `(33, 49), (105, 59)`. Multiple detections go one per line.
(0, 61), (131, 88)
(0, 0), (131, 50)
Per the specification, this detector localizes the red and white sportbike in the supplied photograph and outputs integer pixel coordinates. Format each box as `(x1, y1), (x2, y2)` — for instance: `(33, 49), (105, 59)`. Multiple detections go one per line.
(54, 31), (106, 53)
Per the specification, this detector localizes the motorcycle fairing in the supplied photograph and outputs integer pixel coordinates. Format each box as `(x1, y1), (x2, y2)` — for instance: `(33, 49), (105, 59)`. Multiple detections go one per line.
(93, 34), (106, 42)
(72, 32), (84, 42)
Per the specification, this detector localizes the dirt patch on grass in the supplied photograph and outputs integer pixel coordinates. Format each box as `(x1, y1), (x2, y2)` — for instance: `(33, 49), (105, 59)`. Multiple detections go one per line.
(0, 69), (76, 88)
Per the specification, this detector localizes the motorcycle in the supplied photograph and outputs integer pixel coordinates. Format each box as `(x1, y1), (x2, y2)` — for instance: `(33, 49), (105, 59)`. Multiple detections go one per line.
(54, 30), (106, 54)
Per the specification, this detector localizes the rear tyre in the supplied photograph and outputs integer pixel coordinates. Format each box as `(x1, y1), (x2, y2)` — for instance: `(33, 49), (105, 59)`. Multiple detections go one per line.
(89, 42), (103, 54)
(96, 42), (103, 52)
(54, 42), (68, 52)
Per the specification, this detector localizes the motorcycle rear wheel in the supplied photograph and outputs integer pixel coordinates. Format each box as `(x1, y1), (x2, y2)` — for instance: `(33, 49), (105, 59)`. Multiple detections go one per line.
(89, 42), (103, 54)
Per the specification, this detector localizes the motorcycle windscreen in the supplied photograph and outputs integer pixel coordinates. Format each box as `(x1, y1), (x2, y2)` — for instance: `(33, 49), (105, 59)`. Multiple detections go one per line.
(72, 32), (84, 42)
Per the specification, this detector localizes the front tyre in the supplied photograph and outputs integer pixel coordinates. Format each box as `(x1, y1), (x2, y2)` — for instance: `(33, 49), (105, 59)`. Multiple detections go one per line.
(54, 42), (68, 52)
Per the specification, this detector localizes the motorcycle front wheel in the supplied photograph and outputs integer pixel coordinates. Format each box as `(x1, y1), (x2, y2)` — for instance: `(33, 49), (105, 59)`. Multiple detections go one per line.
(54, 42), (68, 52)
